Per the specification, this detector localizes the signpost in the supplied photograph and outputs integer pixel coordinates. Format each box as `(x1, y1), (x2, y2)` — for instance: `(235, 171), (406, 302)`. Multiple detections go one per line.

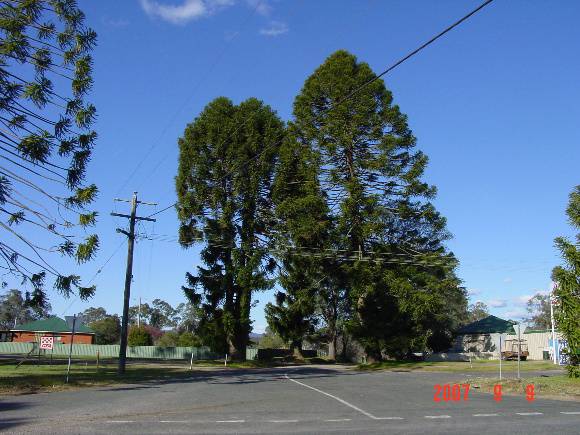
(39, 336), (54, 350)
(65, 315), (83, 383)
(498, 333), (503, 380)
(512, 323), (527, 379)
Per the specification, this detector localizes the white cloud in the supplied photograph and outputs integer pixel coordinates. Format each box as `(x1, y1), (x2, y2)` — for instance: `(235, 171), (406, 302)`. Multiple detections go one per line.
(503, 308), (527, 320)
(140, 0), (235, 24)
(515, 290), (549, 306)
(516, 294), (533, 305)
(467, 288), (480, 296)
(488, 299), (507, 308)
(260, 20), (288, 36)
(246, 0), (272, 16)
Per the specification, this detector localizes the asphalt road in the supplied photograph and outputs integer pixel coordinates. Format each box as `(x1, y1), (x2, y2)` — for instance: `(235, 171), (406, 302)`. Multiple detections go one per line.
(1, 365), (579, 434)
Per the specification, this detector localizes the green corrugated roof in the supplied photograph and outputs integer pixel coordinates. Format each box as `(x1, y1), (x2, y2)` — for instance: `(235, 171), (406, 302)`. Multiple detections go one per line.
(458, 315), (516, 334)
(13, 317), (94, 334)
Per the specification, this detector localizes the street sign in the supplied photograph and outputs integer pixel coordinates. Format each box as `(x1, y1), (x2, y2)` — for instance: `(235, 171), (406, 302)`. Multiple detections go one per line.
(39, 336), (54, 350)
(65, 315), (83, 329)
(512, 323), (527, 336)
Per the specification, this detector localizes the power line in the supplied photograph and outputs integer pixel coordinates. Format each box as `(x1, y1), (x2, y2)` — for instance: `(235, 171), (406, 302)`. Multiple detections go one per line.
(60, 238), (126, 317)
(336, 0), (494, 105)
(135, 232), (455, 269)
(115, 0), (265, 196)
(146, 0), (495, 220)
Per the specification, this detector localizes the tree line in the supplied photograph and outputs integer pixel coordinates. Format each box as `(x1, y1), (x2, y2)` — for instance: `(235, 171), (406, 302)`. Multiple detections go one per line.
(74, 300), (201, 346)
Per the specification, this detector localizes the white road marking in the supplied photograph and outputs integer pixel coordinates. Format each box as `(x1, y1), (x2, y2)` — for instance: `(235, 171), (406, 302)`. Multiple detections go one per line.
(375, 417), (404, 420)
(325, 419), (352, 422)
(268, 420), (299, 423)
(516, 412), (543, 416)
(216, 420), (245, 423)
(560, 412), (580, 415)
(473, 413), (499, 417)
(284, 373), (379, 420)
(425, 415), (451, 419)
(107, 421), (135, 423)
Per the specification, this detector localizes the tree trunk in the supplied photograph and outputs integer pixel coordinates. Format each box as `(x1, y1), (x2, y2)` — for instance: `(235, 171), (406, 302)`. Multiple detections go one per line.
(328, 334), (337, 360)
(340, 329), (348, 362)
(365, 345), (382, 364)
(291, 340), (304, 359)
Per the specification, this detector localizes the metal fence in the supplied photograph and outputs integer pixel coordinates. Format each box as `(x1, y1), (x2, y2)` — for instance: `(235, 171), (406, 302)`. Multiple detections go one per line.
(0, 342), (216, 360)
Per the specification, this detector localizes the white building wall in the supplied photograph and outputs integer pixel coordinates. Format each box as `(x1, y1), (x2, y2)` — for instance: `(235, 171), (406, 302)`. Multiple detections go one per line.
(502, 331), (562, 360)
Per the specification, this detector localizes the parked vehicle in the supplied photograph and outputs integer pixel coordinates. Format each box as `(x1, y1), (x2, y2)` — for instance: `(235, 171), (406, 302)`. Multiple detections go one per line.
(501, 339), (529, 360)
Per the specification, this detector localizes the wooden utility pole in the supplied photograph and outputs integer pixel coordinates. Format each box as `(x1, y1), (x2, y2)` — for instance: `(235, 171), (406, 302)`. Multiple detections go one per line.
(111, 192), (156, 374)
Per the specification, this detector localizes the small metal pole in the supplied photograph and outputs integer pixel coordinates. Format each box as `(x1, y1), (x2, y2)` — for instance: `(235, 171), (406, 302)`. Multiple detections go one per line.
(190, 351), (194, 371)
(550, 293), (557, 364)
(96, 350), (100, 373)
(66, 315), (77, 383)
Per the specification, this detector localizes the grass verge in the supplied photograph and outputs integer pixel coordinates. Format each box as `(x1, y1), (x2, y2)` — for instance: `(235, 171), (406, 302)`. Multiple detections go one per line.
(465, 375), (580, 401)
(0, 356), (335, 395)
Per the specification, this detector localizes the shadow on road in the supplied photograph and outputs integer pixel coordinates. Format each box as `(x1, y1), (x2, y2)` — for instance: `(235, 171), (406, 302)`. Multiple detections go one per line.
(0, 401), (34, 431)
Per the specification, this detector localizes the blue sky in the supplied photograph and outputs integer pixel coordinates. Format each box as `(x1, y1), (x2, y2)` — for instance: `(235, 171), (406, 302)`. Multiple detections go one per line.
(15, 0), (579, 331)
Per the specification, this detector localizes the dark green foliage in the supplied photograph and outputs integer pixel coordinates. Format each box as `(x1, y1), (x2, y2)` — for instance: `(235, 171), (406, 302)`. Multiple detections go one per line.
(257, 327), (286, 349)
(0, 288), (51, 329)
(155, 331), (203, 348)
(156, 331), (179, 347)
(467, 301), (490, 323)
(176, 97), (285, 359)
(90, 315), (120, 345)
(128, 326), (153, 346)
(525, 293), (554, 330)
(77, 306), (107, 324)
(79, 306), (120, 344)
(177, 331), (202, 347)
(290, 50), (467, 361)
(0, 0), (99, 307)
(149, 298), (178, 329)
(174, 302), (202, 333)
(266, 129), (331, 356)
(552, 185), (580, 378)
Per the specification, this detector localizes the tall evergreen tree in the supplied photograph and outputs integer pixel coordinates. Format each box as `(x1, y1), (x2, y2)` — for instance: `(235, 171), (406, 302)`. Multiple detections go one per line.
(292, 50), (465, 361)
(265, 128), (331, 357)
(176, 97), (284, 359)
(552, 185), (580, 378)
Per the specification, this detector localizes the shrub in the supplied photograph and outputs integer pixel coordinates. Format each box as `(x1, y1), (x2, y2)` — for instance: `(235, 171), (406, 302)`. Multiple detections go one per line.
(128, 326), (153, 346)
(178, 331), (202, 347)
(156, 331), (179, 347)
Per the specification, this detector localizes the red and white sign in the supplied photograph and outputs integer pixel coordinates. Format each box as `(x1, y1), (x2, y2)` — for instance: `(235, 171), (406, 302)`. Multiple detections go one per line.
(39, 336), (54, 350)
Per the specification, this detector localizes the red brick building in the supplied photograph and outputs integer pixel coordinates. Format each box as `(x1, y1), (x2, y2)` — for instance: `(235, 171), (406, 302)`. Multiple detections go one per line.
(9, 317), (95, 344)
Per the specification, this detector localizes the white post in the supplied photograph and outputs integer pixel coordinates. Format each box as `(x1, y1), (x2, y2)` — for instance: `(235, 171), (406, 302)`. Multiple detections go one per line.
(224, 353), (228, 367)
(189, 351), (194, 371)
(499, 334), (502, 381)
(517, 322), (521, 380)
(550, 292), (557, 365)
